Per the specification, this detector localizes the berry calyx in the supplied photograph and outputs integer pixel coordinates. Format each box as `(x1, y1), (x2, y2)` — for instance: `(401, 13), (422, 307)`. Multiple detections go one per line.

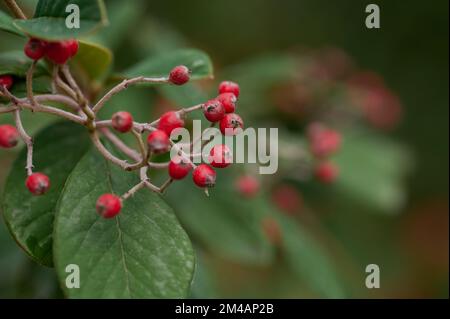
(45, 40), (78, 64)
(24, 38), (47, 60)
(147, 129), (170, 154)
(209, 144), (232, 168)
(235, 175), (260, 198)
(315, 161), (339, 184)
(0, 75), (13, 90)
(168, 156), (192, 180)
(0, 124), (19, 148)
(157, 111), (185, 136)
(219, 113), (244, 135)
(25, 173), (50, 195)
(169, 65), (191, 85)
(217, 92), (237, 113)
(203, 99), (225, 122)
(193, 164), (216, 188)
(111, 111), (133, 133)
(96, 194), (122, 218)
(218, 80), (240, 98)
(308, 124), (342, 158)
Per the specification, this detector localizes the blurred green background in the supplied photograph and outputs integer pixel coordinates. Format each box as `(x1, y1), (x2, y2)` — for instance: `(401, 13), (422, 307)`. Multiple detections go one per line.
(1, 0), (448, 298)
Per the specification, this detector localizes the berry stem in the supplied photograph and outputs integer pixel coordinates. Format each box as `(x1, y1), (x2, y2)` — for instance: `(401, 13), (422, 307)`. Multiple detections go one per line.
(26, 61), (38, 109)
(92, 76), (169, 114)
(121, 180), (146, 200)
(13, 109), (33, 175)
(0, 105), (17, 114)
(99, 127), (141, 161)
(3, 0), (27, 19)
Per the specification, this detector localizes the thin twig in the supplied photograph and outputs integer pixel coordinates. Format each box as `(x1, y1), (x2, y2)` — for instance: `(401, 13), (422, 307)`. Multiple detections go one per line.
(26, 61), (38, 109)
(0, 105), (18, 114)
(13, 110), (33, 175)
(93, 76), (169, 114)
(121, 181), (146, 200)
(100, 127), (140, 161)
(4, 0), (27, 19)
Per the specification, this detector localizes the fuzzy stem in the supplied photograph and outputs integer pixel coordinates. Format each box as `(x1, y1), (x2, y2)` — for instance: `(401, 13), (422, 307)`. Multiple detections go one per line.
(26, 61), (38, 109)
(3, 0), (26, 19)
(13, 110), (33, 175)
(100, 127), (140, 161)
(121, 181), (146, 200)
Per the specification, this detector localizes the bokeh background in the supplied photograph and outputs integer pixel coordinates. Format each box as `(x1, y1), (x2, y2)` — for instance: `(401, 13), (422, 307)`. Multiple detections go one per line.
(1, 0), (448, 298)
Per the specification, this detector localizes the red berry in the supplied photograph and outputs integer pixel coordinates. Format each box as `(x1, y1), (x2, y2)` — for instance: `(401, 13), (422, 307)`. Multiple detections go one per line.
(169, 65), (191, 85)
(0, 75), (13, 90)
(25, 173), (50, 195)
(96, 194), (122, 218)
(24, 38), (47, 60)
(158, 111), (184, 136)
(315, 161), (339, 184)
(218, 81), (240, 98)
(147, 129), (170, 154)
(66, 39), (79, 57)
(192, 164), (216, 188)
(235, 175), (260, 198)
(168, 156), (192, 180)
(217, 93), (237, 113)
(219, 113), (244, 135)
(203, 99), (225, 122)
(271, 185), (303, 215)
(0, 125), (19, 148)
(111, 111), (133, 133)
(209, 144), (232, 168)
(45, 41), (73, 64)
(308, 124), (341, 158)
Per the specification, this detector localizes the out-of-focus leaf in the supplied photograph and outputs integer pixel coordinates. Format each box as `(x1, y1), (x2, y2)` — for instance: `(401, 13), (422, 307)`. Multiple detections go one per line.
(14, 0), (108, 40)
(0, 10), (25, 36)
(70, 40), (112, 81)
(123, 49), (213, 82)
(53, 147), (195, 298)
(2, 122), (90, 266)
(189, 249), (218, 298)
(0, 50), (48, 77)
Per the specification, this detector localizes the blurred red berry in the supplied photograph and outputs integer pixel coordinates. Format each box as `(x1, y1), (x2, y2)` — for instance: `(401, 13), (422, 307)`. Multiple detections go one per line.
(112, 111), (133, 133)
(193, 164), (216, 188)
(209, 144), (232, 168)
(24, 38), (47, 60)
(218, 81), (240, 98)
(45, 41), (73, 64)
(220, 113), (244, 135)
(169, 65), (191, 85)
(147, 129), (170, 154)
(0, 75), (13, 90)
(235, 175), (260, 198)
(217, 92), (237, 113)
(308, 124), (342, 158)
(67, 39), (79, 57)
(203, 99), (225, 122)
(271, 184), (303, 215)
(168, 156), (192, 180)
(96, 194), (122, 218)
(261, 217), (282, 245)
(25, 173), (50, 195)
(158, 111), (184, 136)
(0, 124), (19, 148)
(315, 161), (339, 184)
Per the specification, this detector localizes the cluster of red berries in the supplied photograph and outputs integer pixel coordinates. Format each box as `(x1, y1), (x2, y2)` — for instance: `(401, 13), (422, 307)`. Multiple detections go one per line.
(94, 69), (243, 218)
(0, 125), (51, 195)
(24, 38), (79, 64)
(307, 122), (341, 184)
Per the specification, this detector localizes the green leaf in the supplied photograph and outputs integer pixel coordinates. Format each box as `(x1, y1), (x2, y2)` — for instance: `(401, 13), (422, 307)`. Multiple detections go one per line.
(13, 0), (108, 41)
(333, 129), (412, 213)
(165, 174), (275, 266)
(1, 122), (90, 266)
(123, 49), (213, 82)
(0, 50), (48, 77)
(53, 148), (195, 298)
(0, 10), (25, 36)
(70, 40), (112, 81)
(274, 212), (345, 298)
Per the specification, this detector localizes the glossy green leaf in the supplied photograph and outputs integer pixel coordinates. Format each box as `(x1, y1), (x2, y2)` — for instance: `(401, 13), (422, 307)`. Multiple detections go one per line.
(0, 10), (24, 36)
(123, 49), (213, 82)
(165, 173), (275, 266)
(2, 122), (90, 266)
(70, 40), (112, 81)
(53, 148), (195, 298)
(0, 50), (48, 77)
(14, 0), (108, 41)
